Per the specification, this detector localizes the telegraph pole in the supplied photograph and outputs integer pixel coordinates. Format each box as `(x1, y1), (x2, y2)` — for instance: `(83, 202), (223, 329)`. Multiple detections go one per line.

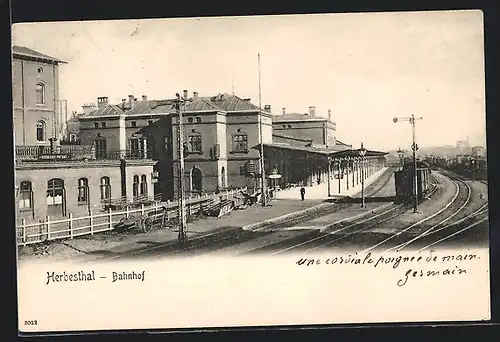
(393, 114), (422, 213)
(258, 53), (267, 206)
(176, 91), (188, 245)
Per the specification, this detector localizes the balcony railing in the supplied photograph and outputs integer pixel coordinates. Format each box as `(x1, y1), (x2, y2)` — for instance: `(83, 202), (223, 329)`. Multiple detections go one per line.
(15, 145), (95, 162)
(16, 146), (156, 163)
(95, 149), (155, 160)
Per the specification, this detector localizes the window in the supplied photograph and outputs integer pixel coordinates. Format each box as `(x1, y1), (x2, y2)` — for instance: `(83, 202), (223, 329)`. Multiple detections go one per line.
(232, 134), (248, 152)
(94, 122), (99, 128)
(37, 67), (43, 74)
(100, 177), (111, 200)
(188, 135), (202, 153)
(131, 121), (137, 127)
(282, 124), (286, 129)
(36, 83), (45, 105)
(287, 124), (292, 128)
(77, 178), (89, 203)
(132, 175), (139, 198)
(69, 134), (77, 142)
(101, 122), (107, 128)
(140, 175), (148, 196)
(36, 121), (46, 142)
(46, 178), (64, 206)
(196, 117), (201, 123)
(148, 120), (153, 126)
(187, 117), (193, 124)
(18, 181), (33, 209)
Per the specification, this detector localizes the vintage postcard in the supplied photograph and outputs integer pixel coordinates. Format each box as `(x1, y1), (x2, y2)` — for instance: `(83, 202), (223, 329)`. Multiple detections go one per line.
(14, 10), (490, 334)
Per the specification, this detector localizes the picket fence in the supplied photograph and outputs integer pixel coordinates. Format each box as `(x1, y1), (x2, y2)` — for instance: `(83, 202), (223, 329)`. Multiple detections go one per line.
(17, 187), (247, 246)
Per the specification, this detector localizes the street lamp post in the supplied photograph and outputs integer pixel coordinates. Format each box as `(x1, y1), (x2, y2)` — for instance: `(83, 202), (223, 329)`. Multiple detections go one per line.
(393, 114), (422, 213)
(337, 158), (342, 193)
(176, 90), (189, 246)
(359, 143), (367, 208)
(346, 157), (350, 190)
(327, 157), (332, 197)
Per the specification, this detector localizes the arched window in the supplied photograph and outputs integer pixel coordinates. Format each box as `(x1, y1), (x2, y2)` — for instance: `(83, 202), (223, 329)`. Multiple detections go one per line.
(132, 175), (139, 198)
(140, 175), (148, 196)
(77, 178), (89, 203)
(36, 83), (45, 105)
(18, 181), (33, 209)
(46, 178), (64, 206)
(100, 176), (111, 200)
(36, 120), (46, 142)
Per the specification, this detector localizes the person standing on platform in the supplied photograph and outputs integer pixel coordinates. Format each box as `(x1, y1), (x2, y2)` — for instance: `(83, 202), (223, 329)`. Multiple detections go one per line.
(300, 187), (306, 201)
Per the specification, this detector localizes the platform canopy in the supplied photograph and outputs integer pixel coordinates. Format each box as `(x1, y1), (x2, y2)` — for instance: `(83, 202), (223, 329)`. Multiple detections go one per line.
(253, 143), (388, 158)
(327, 148), (389, 158)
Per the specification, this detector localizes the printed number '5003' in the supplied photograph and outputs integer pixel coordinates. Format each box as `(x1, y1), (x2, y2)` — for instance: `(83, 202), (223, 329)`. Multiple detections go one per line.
(24, 320), (37, 326)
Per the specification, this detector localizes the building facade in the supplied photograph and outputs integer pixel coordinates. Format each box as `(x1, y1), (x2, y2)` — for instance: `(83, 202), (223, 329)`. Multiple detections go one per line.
(77, 92), (273, 199)
(12, 45), (66, 146)
(13, 46), (156, 224)
(272, 107), (337, 148)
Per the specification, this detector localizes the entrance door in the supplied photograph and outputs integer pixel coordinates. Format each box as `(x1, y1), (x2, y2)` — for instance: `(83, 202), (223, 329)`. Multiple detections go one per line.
(191, 167), (202, 193)
(221, 166), (226, 188)
(95, 138), (107, 159)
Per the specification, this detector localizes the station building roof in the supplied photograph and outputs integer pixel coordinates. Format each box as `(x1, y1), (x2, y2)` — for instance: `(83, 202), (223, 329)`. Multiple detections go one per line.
(12, 45), (67, 64)
(79, 93), (272, 119)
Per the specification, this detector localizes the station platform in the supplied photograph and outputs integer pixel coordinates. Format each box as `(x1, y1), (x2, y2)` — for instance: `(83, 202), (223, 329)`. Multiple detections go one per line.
(274, 167), (389, 200)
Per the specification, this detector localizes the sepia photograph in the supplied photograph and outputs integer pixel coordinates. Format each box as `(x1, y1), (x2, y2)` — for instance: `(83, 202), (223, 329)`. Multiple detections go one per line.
(14, 10), (490, 333)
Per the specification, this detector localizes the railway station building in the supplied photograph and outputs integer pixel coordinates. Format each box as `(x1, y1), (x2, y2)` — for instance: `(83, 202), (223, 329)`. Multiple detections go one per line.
(75, 91), (388, 201)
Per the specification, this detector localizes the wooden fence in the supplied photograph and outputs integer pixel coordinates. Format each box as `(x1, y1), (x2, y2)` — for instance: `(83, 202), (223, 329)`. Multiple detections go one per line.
(17, 187), (247, 246)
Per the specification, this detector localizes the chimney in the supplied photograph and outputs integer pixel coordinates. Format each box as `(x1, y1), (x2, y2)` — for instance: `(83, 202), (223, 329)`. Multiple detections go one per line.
(264, 105), (271, 113)
(97, 97), (108, 109)
(309, 106), (316, 117)
(328, 109), (331, 121)
(193, 92), (199, 100)
(142, 95), (147, 101)
(128, 95), (135, 110)
(282, 108), (286, 115)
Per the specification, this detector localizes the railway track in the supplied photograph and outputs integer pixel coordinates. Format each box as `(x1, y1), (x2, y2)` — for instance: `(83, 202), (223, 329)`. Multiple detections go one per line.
(267, 174), (440, 255)
(85, 167), (397, 261)
(358, 169), (487, 253)
(383, 169), (489, 252)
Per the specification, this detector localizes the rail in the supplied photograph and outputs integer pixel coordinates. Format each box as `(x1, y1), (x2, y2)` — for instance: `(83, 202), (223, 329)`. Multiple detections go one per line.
(17, 187), (247, 246)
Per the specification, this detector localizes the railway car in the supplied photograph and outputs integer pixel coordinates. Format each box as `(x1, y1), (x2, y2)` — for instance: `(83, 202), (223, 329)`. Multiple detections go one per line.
(394, 161), (431, 204)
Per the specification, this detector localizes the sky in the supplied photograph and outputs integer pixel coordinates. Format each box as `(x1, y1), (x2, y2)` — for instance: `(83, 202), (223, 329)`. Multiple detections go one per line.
(12, 10), (486, 151)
